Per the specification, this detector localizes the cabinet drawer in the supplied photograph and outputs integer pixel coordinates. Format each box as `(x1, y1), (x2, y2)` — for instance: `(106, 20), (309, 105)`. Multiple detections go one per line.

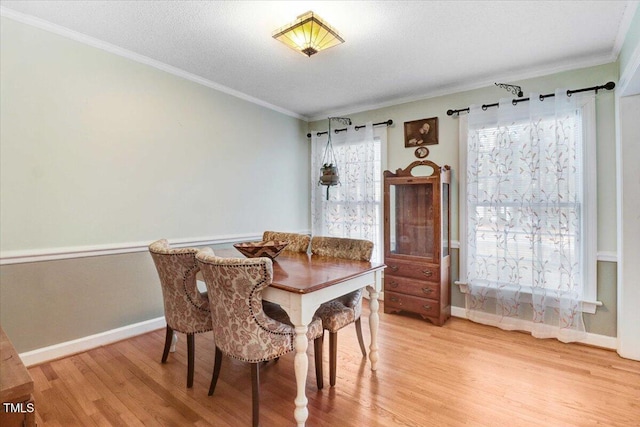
(385, 291), (440, 317)
(385, 275), (440, 299)
(384, 258), (440, 282)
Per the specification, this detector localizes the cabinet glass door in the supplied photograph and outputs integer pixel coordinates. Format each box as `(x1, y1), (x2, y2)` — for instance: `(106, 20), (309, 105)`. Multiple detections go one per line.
(389, 182), (436, 259)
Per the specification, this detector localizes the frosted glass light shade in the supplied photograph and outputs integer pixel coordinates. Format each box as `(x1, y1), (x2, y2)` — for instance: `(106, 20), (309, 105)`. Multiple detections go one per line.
(272, 11), (344, 57)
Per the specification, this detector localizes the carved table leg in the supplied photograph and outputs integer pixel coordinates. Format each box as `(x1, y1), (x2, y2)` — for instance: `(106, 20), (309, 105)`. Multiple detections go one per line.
(293, 325), (309, 426)
(367, 286), (380, 371)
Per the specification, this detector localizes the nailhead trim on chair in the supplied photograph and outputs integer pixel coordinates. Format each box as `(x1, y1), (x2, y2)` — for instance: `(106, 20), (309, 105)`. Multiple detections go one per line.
(182, 264), (209, 313)
(149, 239), (214, 389)
(197, 257), (293, 363)
(197, 255), (322, 364)
(249, 264), (294, 338)
(152, 254), (211, 334)
(149, 241), (212, 335)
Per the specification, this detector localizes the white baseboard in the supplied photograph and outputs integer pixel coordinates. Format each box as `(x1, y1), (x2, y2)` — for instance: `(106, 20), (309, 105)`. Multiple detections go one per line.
(451, 306), (616, 350)
(19, 316), (166, 367)
(583, 333), (618, 349)
(451, 305), (467, 319)
(19, 303), (617, 367)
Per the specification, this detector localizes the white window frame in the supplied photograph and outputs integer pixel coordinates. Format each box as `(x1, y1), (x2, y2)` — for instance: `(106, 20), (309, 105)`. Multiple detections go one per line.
(457, 98), (600, 313)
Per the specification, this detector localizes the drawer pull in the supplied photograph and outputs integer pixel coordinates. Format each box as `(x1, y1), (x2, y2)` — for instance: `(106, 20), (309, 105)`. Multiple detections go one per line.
(390, 296), (401, 304)
(390, 265), (399, 272)
(423, 305), (432, 311)
(422, 288), (434, 294)
(389, 281), (399, 288)
(422, 270), (433, 277)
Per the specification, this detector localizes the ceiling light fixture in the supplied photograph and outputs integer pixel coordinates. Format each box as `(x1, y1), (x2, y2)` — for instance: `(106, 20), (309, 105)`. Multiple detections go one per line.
(272, 11), (344, 57)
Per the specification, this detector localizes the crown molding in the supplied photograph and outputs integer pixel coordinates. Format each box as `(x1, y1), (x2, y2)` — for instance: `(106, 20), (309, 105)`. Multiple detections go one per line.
(612, 1), (640, 59)
(0, 7), (307, 121)
(308, 53), (617, 121)
(2, 5), (627, 128)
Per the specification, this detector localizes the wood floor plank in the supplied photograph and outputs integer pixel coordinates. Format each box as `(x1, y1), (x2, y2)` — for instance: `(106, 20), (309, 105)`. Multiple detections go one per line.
(73, 352), (146, 427)
(27, 301), (640, 426)
(82, 347), (181, 426)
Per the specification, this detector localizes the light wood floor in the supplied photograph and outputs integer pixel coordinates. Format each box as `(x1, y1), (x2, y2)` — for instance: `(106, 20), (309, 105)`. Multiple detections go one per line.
(28, 302), (640, 426)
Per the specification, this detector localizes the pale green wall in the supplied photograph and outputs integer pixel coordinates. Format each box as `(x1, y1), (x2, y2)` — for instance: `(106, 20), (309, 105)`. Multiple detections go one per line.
(311, 63), (619, 337)
(0, 17), (310, 351)
(1, 253), (162, 351)
(0, 242), (235, 352)
(0, 17), (310, 251)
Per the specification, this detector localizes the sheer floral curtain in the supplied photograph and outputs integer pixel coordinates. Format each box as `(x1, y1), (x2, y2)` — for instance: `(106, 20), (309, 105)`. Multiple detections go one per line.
(464, 90), (589, 342)
(311, 122), (383, 262)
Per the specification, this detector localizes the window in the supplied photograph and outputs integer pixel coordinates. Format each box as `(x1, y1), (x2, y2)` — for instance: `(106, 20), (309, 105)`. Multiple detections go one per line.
(459, 92), (597, 342)
(311, 123), (387, 263)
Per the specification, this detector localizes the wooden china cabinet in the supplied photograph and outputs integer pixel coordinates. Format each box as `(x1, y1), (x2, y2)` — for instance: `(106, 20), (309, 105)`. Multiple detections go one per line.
(383, 160), (451, 325)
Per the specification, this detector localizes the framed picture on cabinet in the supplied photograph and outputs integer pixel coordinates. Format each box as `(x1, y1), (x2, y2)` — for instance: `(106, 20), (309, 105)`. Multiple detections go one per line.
(404, 117), (439, 147)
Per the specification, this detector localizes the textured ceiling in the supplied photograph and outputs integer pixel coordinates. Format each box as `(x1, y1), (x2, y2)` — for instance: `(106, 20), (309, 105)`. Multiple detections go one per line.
(0, 1), (636, 120)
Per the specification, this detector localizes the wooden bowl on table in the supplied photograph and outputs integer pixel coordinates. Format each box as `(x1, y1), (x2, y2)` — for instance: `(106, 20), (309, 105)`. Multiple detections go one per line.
(233, 240), (289, 260)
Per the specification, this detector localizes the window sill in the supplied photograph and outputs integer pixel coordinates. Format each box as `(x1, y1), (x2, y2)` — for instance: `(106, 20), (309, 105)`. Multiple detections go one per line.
(454, 281), (602, 314)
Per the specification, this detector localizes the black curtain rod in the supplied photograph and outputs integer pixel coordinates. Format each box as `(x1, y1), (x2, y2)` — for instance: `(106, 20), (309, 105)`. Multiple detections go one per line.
(446, 81), (616, 116)
(307, 119), (393, 138)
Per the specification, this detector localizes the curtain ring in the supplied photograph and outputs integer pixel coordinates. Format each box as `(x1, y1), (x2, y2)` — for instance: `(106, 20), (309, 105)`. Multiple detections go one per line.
(482, 104), (488, 111)
(567, 90), (572, 97)
(539, 94), (545, 101)
(512, 99), (518, 106)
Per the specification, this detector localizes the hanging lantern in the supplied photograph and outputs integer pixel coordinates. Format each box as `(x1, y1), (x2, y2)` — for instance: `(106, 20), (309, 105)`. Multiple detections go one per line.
(318, 117), (350, 200)
(319, 162), (339, 200)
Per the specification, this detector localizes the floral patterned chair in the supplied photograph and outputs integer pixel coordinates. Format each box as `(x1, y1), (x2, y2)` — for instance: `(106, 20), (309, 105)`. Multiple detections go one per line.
(311, 236), (374, 387)
(148, 239), (212, 388)
(261, 231), (312, 342)
(196, 249), (324, 427)
(262, 230), (310, 253)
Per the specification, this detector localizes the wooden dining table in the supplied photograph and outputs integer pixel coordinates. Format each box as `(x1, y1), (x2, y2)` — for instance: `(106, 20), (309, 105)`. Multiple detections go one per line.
(214, 248), (386, 427)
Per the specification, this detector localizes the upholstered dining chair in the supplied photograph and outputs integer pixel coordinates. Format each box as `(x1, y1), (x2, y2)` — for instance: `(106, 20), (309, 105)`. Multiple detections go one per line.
(261, 231), (312, 345)
(196, 249), (324, 427)
(262, 230), (310, 253)
(148, 239), (212, 388)
(311, 236), (374, 387)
